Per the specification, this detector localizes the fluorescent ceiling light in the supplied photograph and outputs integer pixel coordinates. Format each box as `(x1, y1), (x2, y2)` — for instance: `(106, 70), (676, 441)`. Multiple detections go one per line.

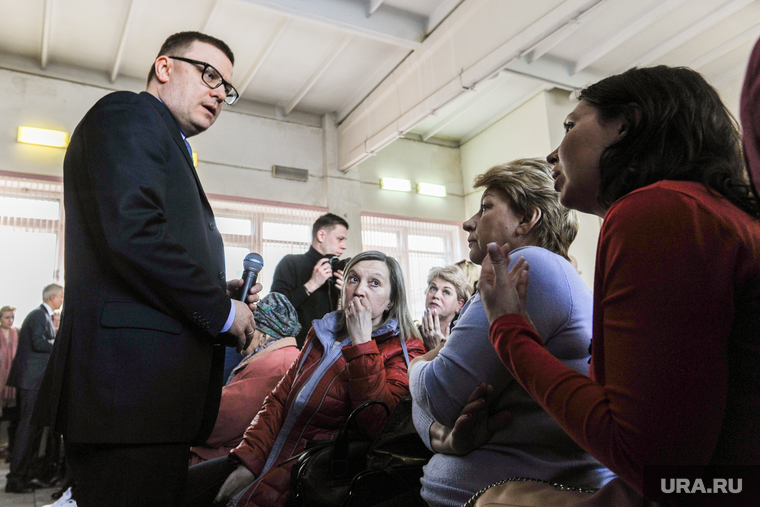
(380, 177), (411, 192)
(417, 182), (447, 197)
(17, 126), (69, 148)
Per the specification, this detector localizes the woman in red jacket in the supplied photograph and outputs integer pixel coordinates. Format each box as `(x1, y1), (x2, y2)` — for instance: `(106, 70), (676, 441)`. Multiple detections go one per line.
(187, 250), (425, 507)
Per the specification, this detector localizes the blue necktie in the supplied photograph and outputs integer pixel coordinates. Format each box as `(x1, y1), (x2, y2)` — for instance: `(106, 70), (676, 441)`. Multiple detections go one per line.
(183, 138), (193, 159)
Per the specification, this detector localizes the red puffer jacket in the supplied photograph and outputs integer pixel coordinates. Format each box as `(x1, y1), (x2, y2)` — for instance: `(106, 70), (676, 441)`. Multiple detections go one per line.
(229, 316), (425, 507)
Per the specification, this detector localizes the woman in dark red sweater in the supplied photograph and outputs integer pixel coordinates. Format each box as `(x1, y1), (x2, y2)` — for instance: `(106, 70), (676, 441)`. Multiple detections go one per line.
(478, 66), (760, 506)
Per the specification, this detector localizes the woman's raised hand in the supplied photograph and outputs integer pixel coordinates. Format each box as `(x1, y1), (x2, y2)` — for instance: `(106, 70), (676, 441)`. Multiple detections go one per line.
(345, 296), (373, 345)
(421, 308), (447, 348)
(478, 242), (530, 325)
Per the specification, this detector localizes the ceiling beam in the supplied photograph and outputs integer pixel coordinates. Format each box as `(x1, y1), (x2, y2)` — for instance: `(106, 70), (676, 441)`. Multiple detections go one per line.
(110, 0), (138, 83)
(421, 79), (504, 141)
(40, 0), (55, 69)
(505, 54), (607, 91)
(426, 0), (465, 34)
(237, 18), (292, 97)
(366, 0), (384, 17)
(521, 0), (610, 64)
(570, 0), (687, 75)
(687, 20), (760, 70)
(624, 0), (755, 71)
(239, 0), (423, 49)
(284, 33), (353, 116)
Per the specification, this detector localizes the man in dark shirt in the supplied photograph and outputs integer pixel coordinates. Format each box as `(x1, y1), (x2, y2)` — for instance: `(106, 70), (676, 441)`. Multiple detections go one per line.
(271, 213), (349, 347)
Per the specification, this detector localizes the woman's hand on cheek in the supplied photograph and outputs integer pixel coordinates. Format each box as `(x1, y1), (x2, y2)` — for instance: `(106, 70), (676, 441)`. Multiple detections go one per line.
(479, 243), (530, 324)
(345, 297), (373, 345)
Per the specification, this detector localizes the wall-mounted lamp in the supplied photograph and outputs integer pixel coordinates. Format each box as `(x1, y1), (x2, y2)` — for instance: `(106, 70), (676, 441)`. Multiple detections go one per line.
(417, 182), (447, 197)
(380, 177), (411, 192)
(17, 126), (69, 148)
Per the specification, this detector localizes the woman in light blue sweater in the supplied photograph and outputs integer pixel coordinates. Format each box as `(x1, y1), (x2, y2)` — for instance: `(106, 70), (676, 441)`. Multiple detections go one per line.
(409, 159), (613, 507)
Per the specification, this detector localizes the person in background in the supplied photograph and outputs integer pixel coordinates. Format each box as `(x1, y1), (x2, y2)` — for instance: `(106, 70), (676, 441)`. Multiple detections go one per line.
(419, 266), (471, 351)
(270, 213), (349, 348)
(6, 284), (62, 493)
(409, 159), (612, 507)
(454, 259), (480, 294)
(480, 66), (760, 505)
(186, 251), (425, 507)
(190, 293), (301, 465)
(0, 305), (19, 462)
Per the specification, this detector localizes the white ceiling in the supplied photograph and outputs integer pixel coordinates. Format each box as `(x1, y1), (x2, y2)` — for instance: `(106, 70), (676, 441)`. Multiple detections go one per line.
(0, 0), (758, 146)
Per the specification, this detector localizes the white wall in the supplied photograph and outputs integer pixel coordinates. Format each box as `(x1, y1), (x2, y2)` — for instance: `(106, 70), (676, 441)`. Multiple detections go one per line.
(355, 137), (464, 223)
(459, 89), (601, 290)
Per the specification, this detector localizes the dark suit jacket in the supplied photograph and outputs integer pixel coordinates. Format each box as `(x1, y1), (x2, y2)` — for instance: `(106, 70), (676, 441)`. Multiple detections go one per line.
(35, 91), (231, 445)
(7, 304), (55, 391)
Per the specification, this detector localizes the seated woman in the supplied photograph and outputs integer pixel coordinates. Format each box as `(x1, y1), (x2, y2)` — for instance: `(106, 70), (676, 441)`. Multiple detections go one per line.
(479, 66), (760, 504)
(419, 265), (471, 351)
(409, 158), (613, 507)
(187, 251), (425, 507)
(454, 259), (480, 293)
(189, 292), (301, 465)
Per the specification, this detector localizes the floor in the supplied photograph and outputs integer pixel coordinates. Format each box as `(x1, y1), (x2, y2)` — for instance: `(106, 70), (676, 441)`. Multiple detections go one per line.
(0, 461), (59, 507)
(0, 421), (60, 507)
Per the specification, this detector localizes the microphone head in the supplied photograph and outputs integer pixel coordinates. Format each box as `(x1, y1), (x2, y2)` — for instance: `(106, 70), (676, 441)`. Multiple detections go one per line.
(243, 252), (264, 273)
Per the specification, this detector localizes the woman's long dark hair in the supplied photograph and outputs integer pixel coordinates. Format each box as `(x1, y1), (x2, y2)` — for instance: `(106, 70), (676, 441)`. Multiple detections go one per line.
(579, 66), (759, 218)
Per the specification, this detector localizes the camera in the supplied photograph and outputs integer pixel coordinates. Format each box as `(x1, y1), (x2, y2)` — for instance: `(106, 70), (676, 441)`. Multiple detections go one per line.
(327, 255), (350, 278)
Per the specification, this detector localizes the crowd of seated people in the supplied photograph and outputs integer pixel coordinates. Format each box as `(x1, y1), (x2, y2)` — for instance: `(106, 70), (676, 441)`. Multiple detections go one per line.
(408, 158), (613, 507)
(172, 59), (760, 507)
(185, 251), (426, 507)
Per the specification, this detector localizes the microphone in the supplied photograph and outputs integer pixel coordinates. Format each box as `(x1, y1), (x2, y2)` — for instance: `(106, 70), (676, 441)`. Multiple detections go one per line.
(238, 252), (264, 302)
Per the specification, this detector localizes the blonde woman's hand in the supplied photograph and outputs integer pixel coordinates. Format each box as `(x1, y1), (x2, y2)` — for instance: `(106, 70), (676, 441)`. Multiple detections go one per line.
(345, 296), (373, 345)
(420, 308), (447, 349)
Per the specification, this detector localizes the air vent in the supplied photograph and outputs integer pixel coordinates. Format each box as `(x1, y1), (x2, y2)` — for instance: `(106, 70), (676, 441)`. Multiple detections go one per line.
(272, 165), (309, 182)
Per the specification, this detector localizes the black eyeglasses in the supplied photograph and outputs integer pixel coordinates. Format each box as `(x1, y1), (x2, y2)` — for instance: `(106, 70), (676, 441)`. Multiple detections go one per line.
(168, 56), (239, 105)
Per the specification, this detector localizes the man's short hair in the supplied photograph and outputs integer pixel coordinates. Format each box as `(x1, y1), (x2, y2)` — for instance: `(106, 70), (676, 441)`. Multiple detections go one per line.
(312, 213), (349, 240)
(42, 283), (63, 302)
(147, 31), (235, 85)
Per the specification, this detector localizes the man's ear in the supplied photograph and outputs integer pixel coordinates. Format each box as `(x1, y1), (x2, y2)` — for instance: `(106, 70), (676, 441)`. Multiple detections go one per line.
(316, 229), (326, 244)
(516, 208), (541, 237)
(153, 56), (171, 84)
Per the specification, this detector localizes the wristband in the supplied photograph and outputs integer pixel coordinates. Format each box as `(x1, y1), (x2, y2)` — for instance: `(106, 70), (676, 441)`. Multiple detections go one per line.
(304, 285), (312, 296)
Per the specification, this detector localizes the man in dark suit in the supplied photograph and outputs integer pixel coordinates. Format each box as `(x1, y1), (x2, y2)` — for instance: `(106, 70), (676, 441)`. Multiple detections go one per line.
(33, 32), (258, 506)
(5, 284), (62, 493)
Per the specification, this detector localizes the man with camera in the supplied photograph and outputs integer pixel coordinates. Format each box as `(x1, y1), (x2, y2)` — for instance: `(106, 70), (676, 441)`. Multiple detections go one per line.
(271, 213), (349, 347)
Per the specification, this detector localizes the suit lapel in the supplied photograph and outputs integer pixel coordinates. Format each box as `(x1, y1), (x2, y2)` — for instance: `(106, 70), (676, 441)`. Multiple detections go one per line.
(140, 92), (212, 210)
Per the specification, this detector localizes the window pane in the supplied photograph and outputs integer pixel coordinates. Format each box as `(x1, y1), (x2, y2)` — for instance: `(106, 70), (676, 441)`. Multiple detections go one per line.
(224, 246), (251, 281)
(263, 222), (310, 243)
(408, 235), (444, 252)
(0, 229), (58, 323)
(217, 217), (251, 236)
(362, 230), (397, 248)
(0, 196), (59, 220)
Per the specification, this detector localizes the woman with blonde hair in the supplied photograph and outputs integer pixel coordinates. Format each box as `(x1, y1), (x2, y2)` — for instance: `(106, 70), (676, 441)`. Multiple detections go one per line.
(187, 251), (426, 507)
(0, 305), (19, 458)
(419, 265), (471, 351)
(409, 158), (610, 507)
(454, 259), (480, 293)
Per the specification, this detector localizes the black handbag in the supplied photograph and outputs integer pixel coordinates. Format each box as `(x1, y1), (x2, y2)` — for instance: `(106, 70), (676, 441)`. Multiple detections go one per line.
(288, 395), (433, 507)
(287, 399), (391, 507)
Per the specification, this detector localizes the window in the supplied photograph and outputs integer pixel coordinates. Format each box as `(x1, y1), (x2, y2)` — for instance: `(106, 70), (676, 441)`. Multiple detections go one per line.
(207, 196), (325, 295)
(0, 172), (64, 322)
(361, 214), (467, 321)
